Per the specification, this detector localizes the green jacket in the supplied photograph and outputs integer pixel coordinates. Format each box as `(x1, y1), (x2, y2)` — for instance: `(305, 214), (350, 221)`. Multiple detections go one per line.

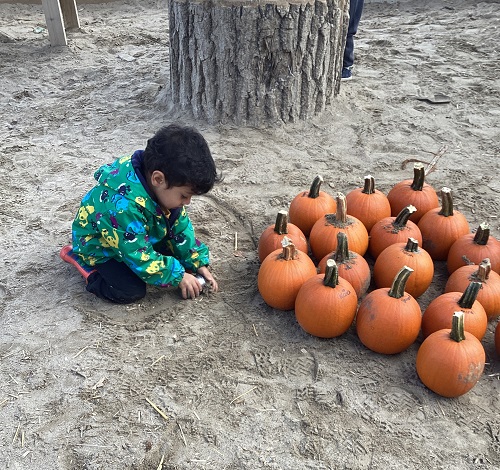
(71, 152), (210, 287)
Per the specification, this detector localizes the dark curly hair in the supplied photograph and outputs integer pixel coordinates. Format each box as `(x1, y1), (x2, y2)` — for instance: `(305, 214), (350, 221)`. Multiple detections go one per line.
(142, 124), (220, 195)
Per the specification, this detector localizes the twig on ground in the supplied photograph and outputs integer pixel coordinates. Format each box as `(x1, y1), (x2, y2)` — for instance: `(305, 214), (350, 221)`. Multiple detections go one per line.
(229, 386), (258, 405)
(177, 421), (187, 446)
(145, 397), (169, 421)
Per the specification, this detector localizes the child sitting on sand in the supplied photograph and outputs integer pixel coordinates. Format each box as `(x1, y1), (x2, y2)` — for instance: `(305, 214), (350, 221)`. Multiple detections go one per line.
(60, 124), (220, 304)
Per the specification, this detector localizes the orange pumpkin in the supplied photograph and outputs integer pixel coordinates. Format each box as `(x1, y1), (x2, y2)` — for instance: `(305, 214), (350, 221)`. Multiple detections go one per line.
(317, 232), (371, 298)
(368, 205), (423, 259)
(309, 192), (369, 261)
(258, 210), (308, 263)
(257, 238), (317, 311)
(418, 187), (470, 260)
(387, 162), (439, 224)
(345, 175), (391, 232)
(445, 258), (500, 321)
(373, 237), (433, 298)
(289, 175), (336, 236)
(416, 311), (485, 398)
(356, 266), (422, 354)
(295, 259), (358, 338)
(421, 281), (487, 340)
(447, 222), (500, 274)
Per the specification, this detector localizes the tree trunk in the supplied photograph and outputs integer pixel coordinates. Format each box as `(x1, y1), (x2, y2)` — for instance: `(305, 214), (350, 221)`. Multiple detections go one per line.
(168, 0), (349, 126)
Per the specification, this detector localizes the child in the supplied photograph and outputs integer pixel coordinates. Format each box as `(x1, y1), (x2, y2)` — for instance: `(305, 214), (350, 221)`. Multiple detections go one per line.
(60, 124), (220, 304)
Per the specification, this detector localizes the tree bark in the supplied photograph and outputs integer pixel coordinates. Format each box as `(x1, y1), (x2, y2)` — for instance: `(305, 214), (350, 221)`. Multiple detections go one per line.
(168, 0), (349, 126)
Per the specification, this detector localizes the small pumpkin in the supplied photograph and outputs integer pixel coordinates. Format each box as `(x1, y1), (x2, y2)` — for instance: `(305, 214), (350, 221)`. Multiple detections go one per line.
(447, 222), (500, 274)
(317, 232), (371, 298)
(417, 187), (470, 260)
(373, 237), (434, 298)
(295, 259), (358, 338)
(421, 281), (488, 340)
(309, 192), (369, 261)
(257, 238), (317, 311)
(387, 162), (439, 224)
(356, 266), (422, 354)
(368, 205), (423, 259)
(345, 175), (391, 232)
(258, 210), (308, 263)
(416, 311), (485, 398)
(289, 175), (337, 236)
(445, 258), (500, 321)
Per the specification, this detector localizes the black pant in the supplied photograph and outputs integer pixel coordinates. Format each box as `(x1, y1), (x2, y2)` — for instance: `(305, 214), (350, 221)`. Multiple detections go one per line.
(86, 259), (147, 304)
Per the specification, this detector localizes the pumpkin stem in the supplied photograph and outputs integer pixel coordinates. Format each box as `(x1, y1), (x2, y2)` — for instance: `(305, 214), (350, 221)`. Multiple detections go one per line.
(336, 192), (348, 224)
(323, 259), (339, 288)
(334, 232), (351, 264)
(308, 175), (323, 199)
(449, 311), (466, 343)
(474, 258), (491, 282)
(473, 223), (490, 246)
(393, 205), (417, 229)
(410, 163), (426, 191)
(388, 266), (414, 299)
(362, 175), (375, 195)
(280, 237), (297, 260)
(273, 210), (289, 235)
(438, 187), (454, 217)
(457, 281), (482, 309)
(404, 237), (420, 253)
(325, 192), (351, 227)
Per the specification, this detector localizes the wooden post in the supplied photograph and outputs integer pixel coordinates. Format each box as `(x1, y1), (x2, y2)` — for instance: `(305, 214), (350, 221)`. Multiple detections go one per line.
(60, 0), (80, 29)
(168, 0), (349, 126)
(41, 0), (80, 46)
(42, 0), (67, 46)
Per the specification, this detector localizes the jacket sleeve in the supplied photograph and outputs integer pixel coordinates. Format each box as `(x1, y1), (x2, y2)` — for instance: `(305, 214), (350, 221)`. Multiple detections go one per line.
(156, 207), (211, 272)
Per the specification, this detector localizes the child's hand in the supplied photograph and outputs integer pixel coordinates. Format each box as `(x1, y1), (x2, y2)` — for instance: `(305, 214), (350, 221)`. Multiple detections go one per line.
(178, 272), (204, 300)
(197, 266), (219, 293)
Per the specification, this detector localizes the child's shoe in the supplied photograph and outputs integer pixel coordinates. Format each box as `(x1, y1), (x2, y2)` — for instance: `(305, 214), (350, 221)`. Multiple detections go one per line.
(60, 245), (97, 280)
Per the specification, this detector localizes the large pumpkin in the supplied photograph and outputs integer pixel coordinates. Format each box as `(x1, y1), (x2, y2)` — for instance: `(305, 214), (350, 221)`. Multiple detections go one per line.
(421, 281), (488, 340)
(288, 175), (336, 236)
(295, 259), (358, 338)
(368, 205), (423, 259)
(258, 210), (308, 263)
(445, 258), (500, 321)
(418, 187), (470, 260)
(309, 192), (369, 261)
(356, 266), (422, 354)
(416, 311), (485, 398)
(387, 162), (439, 224)
(257, 238), (317, 311)
(345, 175), (391, 232)
(373, 237), (433, 298)
(317, 232), (371, 298)
(447, 222), (500, 274)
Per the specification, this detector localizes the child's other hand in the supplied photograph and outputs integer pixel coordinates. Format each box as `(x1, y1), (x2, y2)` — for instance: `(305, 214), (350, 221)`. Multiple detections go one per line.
(179, 272), (203, 300)
(197, 266), (219, 293)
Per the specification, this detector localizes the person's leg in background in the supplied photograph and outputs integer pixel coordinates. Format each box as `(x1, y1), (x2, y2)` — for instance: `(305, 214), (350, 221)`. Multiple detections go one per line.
(342, 0), (365, 80)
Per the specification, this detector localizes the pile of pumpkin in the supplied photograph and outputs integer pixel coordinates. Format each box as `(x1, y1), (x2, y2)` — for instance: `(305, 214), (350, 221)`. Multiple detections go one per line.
(257, 166), (500, 398)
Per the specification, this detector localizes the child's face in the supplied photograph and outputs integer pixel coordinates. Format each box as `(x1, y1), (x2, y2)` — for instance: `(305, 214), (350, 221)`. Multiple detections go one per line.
(149, 171), (195, 212)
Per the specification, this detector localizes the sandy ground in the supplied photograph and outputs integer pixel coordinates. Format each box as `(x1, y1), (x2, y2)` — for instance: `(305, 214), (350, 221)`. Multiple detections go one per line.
(0, 0), (499, 468)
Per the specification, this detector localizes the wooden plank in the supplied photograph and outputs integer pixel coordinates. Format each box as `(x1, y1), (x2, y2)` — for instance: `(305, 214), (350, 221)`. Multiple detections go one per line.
(60, 0), (80, 29)
(41, 0), (67, 46)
